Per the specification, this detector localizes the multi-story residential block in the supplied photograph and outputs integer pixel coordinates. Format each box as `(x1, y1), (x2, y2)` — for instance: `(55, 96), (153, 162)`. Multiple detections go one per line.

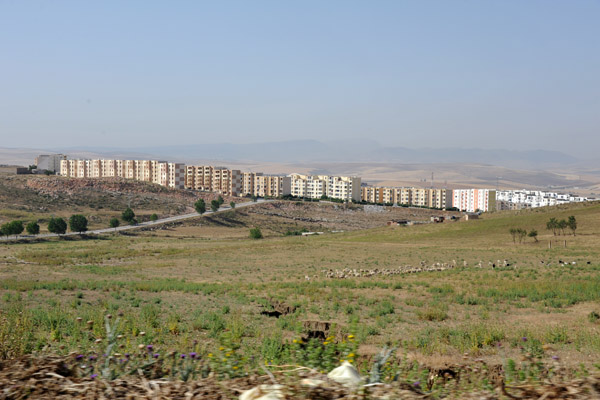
(326, 176), (361, 202)
(183, 165), (241, 195)
(496, 190), (591, 209)
(254, 175), (291, 198)
(241, 172), (262, 196)
(360, 187), (452, 208)
(60, 159), (186, 189)
(290, 174), (361, 201)
(35, 154), (67, 172)
(452, 189), (496, 212)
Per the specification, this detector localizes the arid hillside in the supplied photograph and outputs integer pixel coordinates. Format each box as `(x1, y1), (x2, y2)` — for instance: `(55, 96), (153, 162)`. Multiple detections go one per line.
(0, 174), (243, 230)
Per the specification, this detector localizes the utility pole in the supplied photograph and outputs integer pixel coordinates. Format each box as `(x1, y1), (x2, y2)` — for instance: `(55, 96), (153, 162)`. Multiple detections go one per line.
(431, 172), (434, 189)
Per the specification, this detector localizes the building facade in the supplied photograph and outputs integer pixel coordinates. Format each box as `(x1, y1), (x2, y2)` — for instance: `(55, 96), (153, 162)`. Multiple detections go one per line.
(60, 159), (186, 189)
(290, 174), (361, 201)
(360, 187), (452, 208)
(452, 189), (496, 212)
(35, 154), (67, 172)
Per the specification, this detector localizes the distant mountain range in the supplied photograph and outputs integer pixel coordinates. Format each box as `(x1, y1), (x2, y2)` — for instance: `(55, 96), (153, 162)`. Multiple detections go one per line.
(50, 140), (579, 170)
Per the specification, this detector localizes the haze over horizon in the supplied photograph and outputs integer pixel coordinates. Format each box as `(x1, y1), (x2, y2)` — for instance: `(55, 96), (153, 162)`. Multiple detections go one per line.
(2, 1), (599, 157)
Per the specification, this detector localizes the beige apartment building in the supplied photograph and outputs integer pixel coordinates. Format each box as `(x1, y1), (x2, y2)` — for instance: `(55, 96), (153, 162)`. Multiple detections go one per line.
(253, 175), (291, 198)
(360, 187), (452, 208)
(60, 159), (186, 189)
(290, 174), (361, 201)
(184, 165), (242, 196)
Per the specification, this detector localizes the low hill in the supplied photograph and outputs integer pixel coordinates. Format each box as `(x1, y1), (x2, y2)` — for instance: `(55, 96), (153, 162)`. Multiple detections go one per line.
(0, 175), (242, 231)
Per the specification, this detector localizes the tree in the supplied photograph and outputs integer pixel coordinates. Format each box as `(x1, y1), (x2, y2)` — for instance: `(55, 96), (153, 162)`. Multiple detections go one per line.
(567, 216), (577, 236)
(122, 208), (135, 223)
(217, 195), (224, 205)
(249, 227), (263, 239)
(26, 221), (40, 235)
(517, 228), (527, 244)
(510, 227), (527, 244)
(528, 229), (538, 242)
(210, 199), (220, 212)
(69, 214), (88, 234)
(1, 221), (23, 238)
(150, 213), (158, 222)
(230, 201), (236, 209)
(109, 217), (120, 231)
(546, 218), (558, 236)
(557, 219), (568, 236)
(509, 228), (518, 243)
(194, 199), (206, 215)
(251, 195), (257, 202)
(0, 223), (9, 238)
(48, 217), (67, 235)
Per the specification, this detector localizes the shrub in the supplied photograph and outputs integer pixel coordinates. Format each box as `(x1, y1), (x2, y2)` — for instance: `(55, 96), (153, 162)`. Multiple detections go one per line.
(150, 213), (158, 222)
(122, 208), (135, 223)
(417, 307), (448, 321)
(109, 217), (120, 229)
(249, 227), (263, 239)
(194, 199), (206, 214)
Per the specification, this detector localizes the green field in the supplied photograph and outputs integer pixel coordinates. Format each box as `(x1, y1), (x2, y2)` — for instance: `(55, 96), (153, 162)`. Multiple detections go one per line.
(1, 200), (600, 380)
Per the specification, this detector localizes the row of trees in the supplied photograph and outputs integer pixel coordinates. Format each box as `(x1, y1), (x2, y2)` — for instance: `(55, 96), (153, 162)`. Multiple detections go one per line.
(194, 196), (236, 215)
(2, 207), (145, 239)
(546, 216), (577, 236)
(3, 196), (240, 239)
(509, 228), (538, 244)
(509, 215), (578, 244)
(1, 215), (88, 238)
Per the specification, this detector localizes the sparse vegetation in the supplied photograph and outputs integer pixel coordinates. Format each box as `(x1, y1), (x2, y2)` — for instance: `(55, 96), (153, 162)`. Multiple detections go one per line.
(1, 194), (600, 397)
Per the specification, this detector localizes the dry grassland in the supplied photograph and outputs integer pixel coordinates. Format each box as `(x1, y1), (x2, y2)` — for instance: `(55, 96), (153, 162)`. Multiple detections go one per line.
(1, 200), (600, 376)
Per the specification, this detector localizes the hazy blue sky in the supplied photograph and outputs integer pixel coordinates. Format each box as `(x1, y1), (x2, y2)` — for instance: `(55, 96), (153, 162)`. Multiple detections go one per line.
(1, 1), (599, 157)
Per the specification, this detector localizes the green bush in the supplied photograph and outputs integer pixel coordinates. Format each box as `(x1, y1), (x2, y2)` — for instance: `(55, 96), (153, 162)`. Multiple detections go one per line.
(249, 227), (263, 239)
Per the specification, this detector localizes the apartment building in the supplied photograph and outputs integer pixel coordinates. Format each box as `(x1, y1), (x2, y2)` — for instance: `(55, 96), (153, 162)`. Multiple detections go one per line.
(241, 172), (262, 196)
(452, 189), (496, 212)
(183, 165), (242, 196)
(360, 187), (452, 208)
(60, 159), (186, 189)
(326, 176), (361, 202)
(290, 174), (361, 201)
(254, 175), (291, 198)
(496, 190), (591, 209)
(35, 154), (67, 172)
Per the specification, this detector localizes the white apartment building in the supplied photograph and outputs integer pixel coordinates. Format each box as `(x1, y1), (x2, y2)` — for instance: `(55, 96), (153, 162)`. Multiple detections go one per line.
(452, 189), (496, 212)
(496, 190), (590, 209)
(35, 154), (67, 172)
